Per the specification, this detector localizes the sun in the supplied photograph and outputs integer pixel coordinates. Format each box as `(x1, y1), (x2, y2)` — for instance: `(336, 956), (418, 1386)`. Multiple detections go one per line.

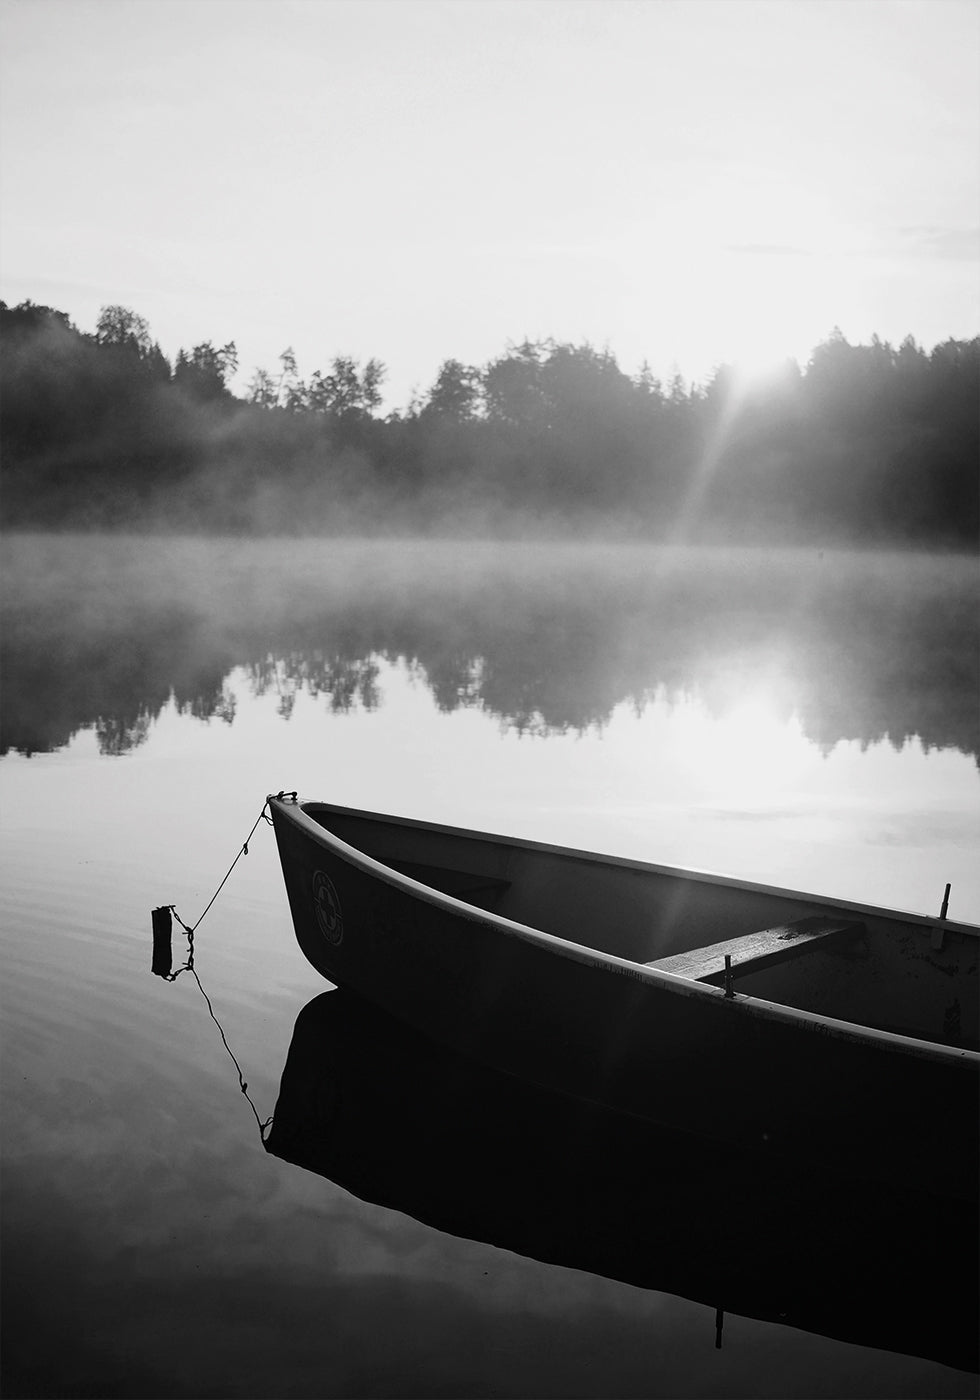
(651, 172), (853, 386)
(725, 347), (800, 395)
(712, 246), (828, 382)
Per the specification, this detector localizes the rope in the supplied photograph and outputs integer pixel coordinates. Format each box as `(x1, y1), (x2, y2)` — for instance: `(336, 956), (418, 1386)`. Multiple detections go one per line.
(162, 794), (296, 1144)
(182, 799), (275, 938)
(188, 967), (274, 1141)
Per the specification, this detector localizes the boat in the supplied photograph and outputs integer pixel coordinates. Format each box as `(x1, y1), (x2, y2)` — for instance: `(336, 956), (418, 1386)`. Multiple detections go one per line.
(265, 989), (979, 1374)
(269, 795), (979, 1197)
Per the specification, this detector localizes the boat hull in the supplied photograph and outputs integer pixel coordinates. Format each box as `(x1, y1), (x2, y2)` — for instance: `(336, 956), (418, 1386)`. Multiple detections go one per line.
(271, 797), (979, 1198)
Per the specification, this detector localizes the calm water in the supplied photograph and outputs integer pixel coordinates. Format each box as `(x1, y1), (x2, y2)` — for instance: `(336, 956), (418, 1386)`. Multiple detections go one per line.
(2, 535), (978, 1399)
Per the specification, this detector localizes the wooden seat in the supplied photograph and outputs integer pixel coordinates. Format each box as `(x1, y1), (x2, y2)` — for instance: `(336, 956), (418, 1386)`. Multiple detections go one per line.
(644, 915), (864, 985)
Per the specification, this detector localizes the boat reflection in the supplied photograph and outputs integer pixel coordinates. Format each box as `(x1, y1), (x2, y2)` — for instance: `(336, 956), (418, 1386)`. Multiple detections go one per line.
(265, 989), (978, 1376)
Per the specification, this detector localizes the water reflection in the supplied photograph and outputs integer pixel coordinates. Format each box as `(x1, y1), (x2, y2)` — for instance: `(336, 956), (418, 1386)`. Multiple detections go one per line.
(3, 535), (977, 1399)
(1, 536), (977, 760)
(267, 990), (978, 1377)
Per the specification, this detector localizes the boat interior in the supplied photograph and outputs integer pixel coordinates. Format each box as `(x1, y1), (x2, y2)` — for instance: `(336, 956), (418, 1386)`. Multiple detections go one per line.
(305, 804), (978, 1050)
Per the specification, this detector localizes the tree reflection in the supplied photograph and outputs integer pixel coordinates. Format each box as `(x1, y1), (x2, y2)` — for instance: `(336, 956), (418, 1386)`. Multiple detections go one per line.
(1, 539), (976, 762)
(94, 710), (153, 757)
(247, 653), (381, 715)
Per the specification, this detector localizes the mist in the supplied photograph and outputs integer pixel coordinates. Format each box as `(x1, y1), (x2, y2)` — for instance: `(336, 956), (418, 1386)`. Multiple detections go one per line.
(1, 301), (977, 548)
(2, 534), (976, 766)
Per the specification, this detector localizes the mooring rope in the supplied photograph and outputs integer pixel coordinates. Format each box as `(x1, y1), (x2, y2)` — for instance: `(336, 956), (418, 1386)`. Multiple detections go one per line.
(189, 966), (273, 1139)
(173, 799), (275, 941)
(158, 792), (297, 1143)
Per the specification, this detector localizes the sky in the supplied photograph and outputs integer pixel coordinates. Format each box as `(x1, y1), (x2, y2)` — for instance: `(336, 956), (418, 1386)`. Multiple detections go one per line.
(1, 0), (978, 409)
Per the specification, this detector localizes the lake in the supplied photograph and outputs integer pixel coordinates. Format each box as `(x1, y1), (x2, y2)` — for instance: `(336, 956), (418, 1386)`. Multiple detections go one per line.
(1, 535), (978, 1398)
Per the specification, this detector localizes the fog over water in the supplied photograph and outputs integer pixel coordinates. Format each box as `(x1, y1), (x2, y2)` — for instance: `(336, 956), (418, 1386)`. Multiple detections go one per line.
(4, 534), (978, 755)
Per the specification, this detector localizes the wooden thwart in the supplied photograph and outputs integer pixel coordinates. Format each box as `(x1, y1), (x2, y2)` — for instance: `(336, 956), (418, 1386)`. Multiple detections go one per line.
(645, 915), (864, 985)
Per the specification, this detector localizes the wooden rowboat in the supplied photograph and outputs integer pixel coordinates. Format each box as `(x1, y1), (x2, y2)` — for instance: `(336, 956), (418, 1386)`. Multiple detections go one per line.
(269, 796), (979, 1197)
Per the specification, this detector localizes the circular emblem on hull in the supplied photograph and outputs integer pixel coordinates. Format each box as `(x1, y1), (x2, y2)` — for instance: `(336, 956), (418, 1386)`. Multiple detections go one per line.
(312, 871), (344, 945)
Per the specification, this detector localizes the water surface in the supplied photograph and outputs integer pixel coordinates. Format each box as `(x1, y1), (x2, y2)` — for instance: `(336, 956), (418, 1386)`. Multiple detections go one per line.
(2, 536), (977, 1398)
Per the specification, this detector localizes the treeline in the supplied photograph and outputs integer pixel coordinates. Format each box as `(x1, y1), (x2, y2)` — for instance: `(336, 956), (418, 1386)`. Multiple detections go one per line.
(1, 299), (977, 543)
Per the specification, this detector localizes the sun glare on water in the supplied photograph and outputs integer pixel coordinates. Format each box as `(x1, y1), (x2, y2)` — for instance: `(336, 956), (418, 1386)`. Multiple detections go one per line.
(676, 692), (817, 804)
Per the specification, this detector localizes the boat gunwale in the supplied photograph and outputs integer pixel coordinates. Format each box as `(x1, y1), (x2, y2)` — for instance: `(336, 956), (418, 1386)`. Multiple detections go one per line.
(270, 796), (980, 1069)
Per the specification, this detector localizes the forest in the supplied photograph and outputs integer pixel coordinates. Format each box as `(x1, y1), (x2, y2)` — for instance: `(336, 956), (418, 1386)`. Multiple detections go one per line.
(1, 299), (977, 543)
